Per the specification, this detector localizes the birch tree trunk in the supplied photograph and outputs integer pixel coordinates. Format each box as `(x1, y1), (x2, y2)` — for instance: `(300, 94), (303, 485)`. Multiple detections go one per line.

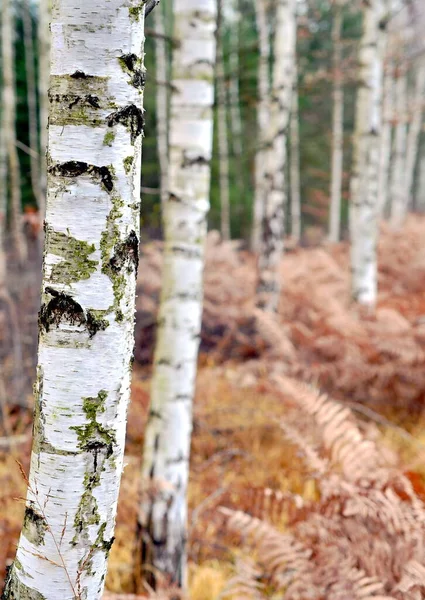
(416, 151), (425, 212)
(22, 0), (42, 210)
(328, 2), (344, 243)
(404, 63), (425, 211)
(138, 0), (217, 590)
(290, 64), (301, 242)
(216, 0), (231, 241)
(38, 0), (51, 218)
(389, 62), (408, 227)
(257, 0), (296, 312)
(3, 2), (145, 598)
(155, 2), (169, 212)
(252, 0), (270, 252)
(349, 0), (385, 307)
(377, 55), (394, 216)
(2, 0), (28, 265)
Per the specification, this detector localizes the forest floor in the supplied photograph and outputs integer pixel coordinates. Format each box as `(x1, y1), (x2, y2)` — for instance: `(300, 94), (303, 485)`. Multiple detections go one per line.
(2, 216), (425, 597)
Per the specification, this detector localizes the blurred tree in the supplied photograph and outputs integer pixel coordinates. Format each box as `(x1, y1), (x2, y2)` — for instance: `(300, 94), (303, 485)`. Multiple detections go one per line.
(290, 62), (301, 242)
(138, 0), (217, 591)
(154, 0), (169, 213)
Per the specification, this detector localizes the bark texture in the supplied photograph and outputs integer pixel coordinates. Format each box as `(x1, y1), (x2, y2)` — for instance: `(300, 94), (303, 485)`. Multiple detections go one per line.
(257, 0), (296, 311)
(349, 0), (385, 307)
(139, 0), (217, 590)
(252, 0), (270, 252)
(3, 2), (145, 599)
(2, 0), (27, 265)
(328, 3), (344, 243)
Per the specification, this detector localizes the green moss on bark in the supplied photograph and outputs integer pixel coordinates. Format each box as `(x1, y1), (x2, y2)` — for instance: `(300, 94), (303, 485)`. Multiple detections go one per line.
(22, 504), (48, 546)
(46, 228), (98, 285)
(1, 565), (46, 600)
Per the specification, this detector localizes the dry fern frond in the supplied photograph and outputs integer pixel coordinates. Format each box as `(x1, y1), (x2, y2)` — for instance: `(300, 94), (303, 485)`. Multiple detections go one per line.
(280, 421), (328, 477)
(220, 557), (264, 600)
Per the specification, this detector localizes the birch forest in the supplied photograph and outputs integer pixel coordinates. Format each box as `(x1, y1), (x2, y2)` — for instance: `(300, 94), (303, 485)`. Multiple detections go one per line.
(3, 0), (425, 599)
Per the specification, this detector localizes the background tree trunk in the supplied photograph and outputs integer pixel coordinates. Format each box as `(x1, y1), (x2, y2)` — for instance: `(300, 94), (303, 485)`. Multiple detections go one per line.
(349, 0), (385, 307)
(216, 0), (231, 241)
(328, 2), (344, 243)
(38, 0), (50, 219)
(290, 64), (301, 243)
(377, 54), (394, 217)
(389, 61), (408, 227)
(138, 0), (217, 591)
(22, 0), (42, 210)
(252, 0), (270, 253)
(404, 63), (425, 210)
(3, 2), (145, 598)
(154, 2), (169, 213)
(257, 0), (296, 312)
(2, 0), (27, 265)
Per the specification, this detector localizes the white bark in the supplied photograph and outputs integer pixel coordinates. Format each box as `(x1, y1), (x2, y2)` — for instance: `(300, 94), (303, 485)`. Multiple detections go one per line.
(155, 2), (169, 212)
(389, 62), (408, 227)
(252, 0), (270, 252)
(416, 151), (425, 212)
(349, 0), (385, 307)
(2, 0), (28, 265)
(22, 0), (43, 210)
(377, 55), (394, 216)
(290, 64), (301, 242)
(216, 0), (231, 241)
(139, 0), (216, 591)
(404, 63), (425, 211)
(38, 0), (51, 219)
(257, 0), (296, 312)
(328, 3), (344, 243)
(4, 2), (145, 599)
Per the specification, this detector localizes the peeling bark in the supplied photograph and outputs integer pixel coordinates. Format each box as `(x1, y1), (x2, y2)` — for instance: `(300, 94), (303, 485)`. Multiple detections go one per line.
(139, 0), (217, 590)
(4, 2), (145, 599)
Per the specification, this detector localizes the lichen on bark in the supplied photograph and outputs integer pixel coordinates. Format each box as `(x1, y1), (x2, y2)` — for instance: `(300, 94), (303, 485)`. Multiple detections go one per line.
(46, 228), (98, 285)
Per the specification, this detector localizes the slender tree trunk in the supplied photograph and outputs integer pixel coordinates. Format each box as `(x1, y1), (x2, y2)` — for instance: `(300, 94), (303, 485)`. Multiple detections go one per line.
(22, 0), (42, 210)
(377, 55), (394, 216)
(349, 0), (385, 307)
(389, 62), (408, 227)
(252, 0), (270, 252)
(416, 151), (425, 213)
(38, 0), (50, 219)
(3, 2), (146, 598)
(2, 0), (28, 265)
(227, 1), (244, 197)
(257, 0), (296, 312)
(328, 3), (344, 243)
(404, 63), (425, 211)
(216, 0), (231, 241)
(138, 0), (217, 591)
(290, 64), (301, 242)
(155, 2), (169, 212)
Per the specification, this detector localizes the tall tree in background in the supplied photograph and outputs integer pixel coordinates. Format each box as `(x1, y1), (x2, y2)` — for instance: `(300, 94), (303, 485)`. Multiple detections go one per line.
(404, 62), (425, 211)
(257, 0), (296, 311)
(290, 63), (301, 242)
(328, 0), (344, 243)
(216, 0), (231, 240)
(2, 0), (27, 265)
(139, 0), (217, 590)
(154, 1), (169, 212)
(349, 0), (385, 307)
(3, 0), (146, 597)
(38, 0), (50, 217)
(377, 47), (394, 216)
(22, 0), (42, 211)
(252, 0), (270, 252)
(389, 53), (408, 227)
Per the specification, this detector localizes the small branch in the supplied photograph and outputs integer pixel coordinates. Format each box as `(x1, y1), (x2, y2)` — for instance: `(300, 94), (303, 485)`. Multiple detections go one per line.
(141, 186), (160, 195)
(145, 0), (161, 18)
(15, 139), (39, 158)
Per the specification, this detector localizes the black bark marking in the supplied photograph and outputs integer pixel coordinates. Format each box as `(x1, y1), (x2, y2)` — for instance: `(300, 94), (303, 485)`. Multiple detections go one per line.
(68, 94), (101, 109)
(39, 288), (86, 332)
(119, 53), (146, 89)
(49, 161), (114, 192)
(109, 230), (139, 275)
(107, 105), (144, 144)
